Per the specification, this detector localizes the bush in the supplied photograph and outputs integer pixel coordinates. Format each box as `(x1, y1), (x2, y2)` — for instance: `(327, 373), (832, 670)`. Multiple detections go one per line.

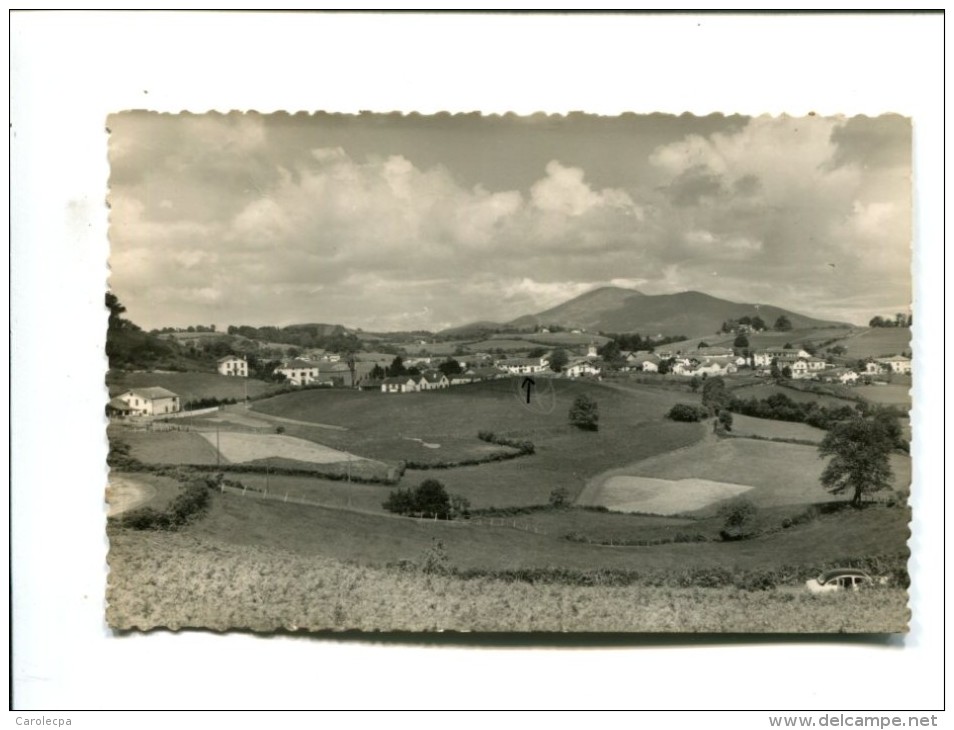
(382, 478), (452, 519)
(718, 410), (733, 432)
(718, 496), (758, 541)
(668, 403), (708, 422)
(548, 487), (570, 508)
(568, 394), (599, 431)
(477, 430), (535, 454)
(117, 479), (211, 531)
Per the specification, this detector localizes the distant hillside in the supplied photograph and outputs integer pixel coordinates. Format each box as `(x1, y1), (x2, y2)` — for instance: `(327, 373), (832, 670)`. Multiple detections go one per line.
(438, 320), (507, 337)
(507, 287), (847, 336)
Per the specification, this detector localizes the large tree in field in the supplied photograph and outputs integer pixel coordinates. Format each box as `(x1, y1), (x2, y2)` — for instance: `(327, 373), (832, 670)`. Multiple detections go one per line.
(818, 415), (896, 507)
(569, 393), (599, 431)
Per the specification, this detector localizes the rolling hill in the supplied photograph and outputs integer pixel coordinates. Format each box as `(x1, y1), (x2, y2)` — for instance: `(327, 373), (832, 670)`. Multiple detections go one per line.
(506, 287), (847, 336)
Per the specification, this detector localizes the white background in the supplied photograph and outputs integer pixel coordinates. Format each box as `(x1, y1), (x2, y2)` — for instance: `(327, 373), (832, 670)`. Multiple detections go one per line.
(8, 10), (946, 719)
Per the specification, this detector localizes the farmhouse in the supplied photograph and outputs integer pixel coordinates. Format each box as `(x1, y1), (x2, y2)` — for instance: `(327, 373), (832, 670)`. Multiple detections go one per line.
(359, 378), (383, 391)
(691, 346), (734, 359)
(420, 372), (450, 390)
(381, 376), (418, 394)
(217, 355), (248, 377)
(821, 368), (859, 384)
(450, 370), (476, 386)
(276, 359), (320, 386)
(497, 356), (549, 375)
(752, 347), (810, 368)
(565, 359), (602, 378)
(116, 387), (181, 416)
(106, 397), (133, 418)
(875, 355), (912, 375)
(470, 366), (508, 381)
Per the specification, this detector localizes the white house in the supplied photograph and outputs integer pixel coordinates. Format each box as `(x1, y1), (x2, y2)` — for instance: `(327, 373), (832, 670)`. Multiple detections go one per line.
(217, 355), (248, 377)
(420, 372), (450, 390)
(116, 387), (180, 416)
(822, 368), (859, 384)
(276, 359), (320, 386)
(865, 361), (886, 375)
(876, 356), (912, 375)
(565, 359), (602, 378)
(381, 376), (418, 394)
(641, 360), (659, 373)
(497, 357), (549, 375)
(753, 348), (810, 368)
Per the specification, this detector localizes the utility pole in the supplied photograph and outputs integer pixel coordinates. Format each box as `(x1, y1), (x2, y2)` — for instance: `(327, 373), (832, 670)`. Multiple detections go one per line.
(216, 424), (220, 469)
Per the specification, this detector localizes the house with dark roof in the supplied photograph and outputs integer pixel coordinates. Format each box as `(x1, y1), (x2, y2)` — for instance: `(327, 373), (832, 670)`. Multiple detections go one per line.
(116, 387), (180, 416)
(106, 396), (133, 418)
(381, 376), (419, 394)
(420, 371), (450, 390)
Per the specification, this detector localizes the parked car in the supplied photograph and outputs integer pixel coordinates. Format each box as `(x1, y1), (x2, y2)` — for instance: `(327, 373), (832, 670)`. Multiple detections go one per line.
(806, 568), (885, 594)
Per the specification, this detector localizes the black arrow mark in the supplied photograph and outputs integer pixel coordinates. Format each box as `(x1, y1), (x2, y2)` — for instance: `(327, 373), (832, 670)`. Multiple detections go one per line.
(521, 377), (535, 404)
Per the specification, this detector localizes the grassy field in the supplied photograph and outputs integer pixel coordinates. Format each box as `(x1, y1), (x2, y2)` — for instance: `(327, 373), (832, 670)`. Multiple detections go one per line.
(728, 413), (828, 443)
(107, 371), (280, 402)
(827, 327), (911, 359)
(856, 381), (912, 408)
(149, 487), (908, 575)
(251, 378), (697, 478)
(107, 472), (183, 516)
(665, 327), (856, 353)
(217, 471), (393, 513)
(583, 437), (911, 514)
(114, 427), (222, 466)
(729, 382), (857, 408)
(107, 507), (909, 632)
(198, 431), (362, 465)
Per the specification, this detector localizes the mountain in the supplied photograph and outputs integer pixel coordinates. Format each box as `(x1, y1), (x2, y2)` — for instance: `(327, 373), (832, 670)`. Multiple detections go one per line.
(506, 287), (847, 336)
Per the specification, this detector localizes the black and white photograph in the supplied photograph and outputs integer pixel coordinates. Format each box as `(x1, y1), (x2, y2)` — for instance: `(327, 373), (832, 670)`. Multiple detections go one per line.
(104, 110), (913, 633)
(12, 11), (944, 716)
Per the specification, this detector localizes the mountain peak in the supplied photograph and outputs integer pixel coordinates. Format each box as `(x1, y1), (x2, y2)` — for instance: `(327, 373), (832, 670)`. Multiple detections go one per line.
(508, 288), (843, 335)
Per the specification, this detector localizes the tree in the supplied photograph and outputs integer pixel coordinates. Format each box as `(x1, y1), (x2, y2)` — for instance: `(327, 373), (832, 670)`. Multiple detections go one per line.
(701, 376), (729, 414)
(781, 365), (793, 379)
(698, 341), (710, 349)
(751, 315), (766, 331)
(718, 410), (733, 432)
(667, 403), (707, 422)
(548, 487), (570, 508)
(387, 355), (407, 377)
(718, 497), (758, 541)
(733, 333), (749, 349)
(549, 348), (569, 373)
(414, 479), (452, 519)
(569, 394), (599, 431)
(438, 357), (463, 377)
(774, 315), (793, 331)
(598, 340), (621, 362)
(689, 375), (701, 393)
(370, 363), (386, 379)
(818, 415), (896, 507)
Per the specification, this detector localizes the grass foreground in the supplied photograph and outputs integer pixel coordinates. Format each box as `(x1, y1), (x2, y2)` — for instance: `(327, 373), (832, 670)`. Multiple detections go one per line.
(106, 526), (909, 633)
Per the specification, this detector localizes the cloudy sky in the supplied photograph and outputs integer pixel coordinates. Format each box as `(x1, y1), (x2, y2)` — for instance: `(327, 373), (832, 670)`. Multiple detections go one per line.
(108, 112), (911, 332)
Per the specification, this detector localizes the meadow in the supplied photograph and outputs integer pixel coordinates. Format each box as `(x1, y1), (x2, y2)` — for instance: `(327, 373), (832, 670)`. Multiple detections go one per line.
(582, 437), (911, 514)
(827, 327), (911, 359)
(727, 413), (828, 443)
(107, 511), (909, 633)
(107, 371), (280, 402)
(107, 369), (912, 633)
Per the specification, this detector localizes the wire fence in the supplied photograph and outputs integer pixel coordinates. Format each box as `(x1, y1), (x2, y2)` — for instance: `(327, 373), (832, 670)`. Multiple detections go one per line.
(217, 483), (550, 535)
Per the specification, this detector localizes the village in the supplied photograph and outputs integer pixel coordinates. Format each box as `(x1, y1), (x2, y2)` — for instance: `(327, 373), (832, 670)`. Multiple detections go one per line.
(107, 337), (912, 417)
